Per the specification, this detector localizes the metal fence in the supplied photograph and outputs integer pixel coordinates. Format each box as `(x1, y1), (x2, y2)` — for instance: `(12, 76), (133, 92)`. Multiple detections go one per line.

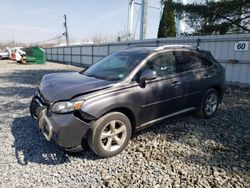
(45, 33), (250, 84)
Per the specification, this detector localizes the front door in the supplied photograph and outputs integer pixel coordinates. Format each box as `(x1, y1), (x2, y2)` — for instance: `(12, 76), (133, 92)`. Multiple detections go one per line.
(132, 51), (185, 126)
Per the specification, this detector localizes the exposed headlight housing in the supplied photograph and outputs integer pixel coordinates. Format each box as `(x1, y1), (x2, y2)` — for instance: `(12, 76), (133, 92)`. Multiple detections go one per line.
(51, 101), (84, 113)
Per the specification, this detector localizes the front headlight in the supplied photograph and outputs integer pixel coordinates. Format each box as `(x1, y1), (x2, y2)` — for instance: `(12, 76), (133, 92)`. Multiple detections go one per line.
(51, 101), (84, 113)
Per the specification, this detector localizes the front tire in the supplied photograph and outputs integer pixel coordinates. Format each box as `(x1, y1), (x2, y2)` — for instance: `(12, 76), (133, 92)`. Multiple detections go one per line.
(87, 112), (132, 158)
(196, 89), (219, 118)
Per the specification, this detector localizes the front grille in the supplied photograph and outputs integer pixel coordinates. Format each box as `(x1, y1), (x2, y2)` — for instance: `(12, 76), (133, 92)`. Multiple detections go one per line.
(36, 90), (51, 107)
(44, 123), (50, 135)
(30, 90), (49, 119)
(30, 98), (40, 118)
(46, 110), (52, 117)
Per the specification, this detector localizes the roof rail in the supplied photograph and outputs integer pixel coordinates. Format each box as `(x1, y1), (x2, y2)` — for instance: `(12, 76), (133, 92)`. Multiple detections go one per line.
(154, 45), (200, 51)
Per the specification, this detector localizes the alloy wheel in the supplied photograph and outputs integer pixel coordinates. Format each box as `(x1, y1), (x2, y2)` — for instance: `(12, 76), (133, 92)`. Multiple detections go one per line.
(100, 120), (127, 152)
(205, 93), (218, 116)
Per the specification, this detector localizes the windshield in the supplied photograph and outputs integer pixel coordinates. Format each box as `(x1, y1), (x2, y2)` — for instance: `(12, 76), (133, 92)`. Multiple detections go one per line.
(82, 51), (149, 81)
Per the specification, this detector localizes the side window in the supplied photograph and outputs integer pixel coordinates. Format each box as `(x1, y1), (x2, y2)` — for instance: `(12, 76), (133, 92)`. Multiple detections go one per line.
(199, 50), (215, 67)
(174, 51), (202, 72)
(201, 58), (213, 67)
(144, 52), (176, 77)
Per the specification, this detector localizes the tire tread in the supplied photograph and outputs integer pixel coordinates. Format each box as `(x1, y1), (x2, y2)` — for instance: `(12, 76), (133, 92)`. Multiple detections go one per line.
(87, 112), (131, 158)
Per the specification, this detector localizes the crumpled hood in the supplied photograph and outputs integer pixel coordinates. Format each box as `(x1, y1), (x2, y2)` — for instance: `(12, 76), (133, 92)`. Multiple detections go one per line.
(39, 72), (115, 102)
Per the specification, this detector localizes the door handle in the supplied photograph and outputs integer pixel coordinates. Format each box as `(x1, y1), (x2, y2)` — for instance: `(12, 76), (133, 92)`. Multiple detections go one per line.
(204, 75), (211, 79)
(171, 81), (181, 87)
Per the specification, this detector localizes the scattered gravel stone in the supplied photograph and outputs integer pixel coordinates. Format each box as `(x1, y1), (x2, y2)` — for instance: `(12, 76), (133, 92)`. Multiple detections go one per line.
(0, 60), (249, 187)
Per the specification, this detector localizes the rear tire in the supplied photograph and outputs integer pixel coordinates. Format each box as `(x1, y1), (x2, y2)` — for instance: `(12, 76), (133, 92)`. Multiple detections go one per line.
(87, 112), (132, 158)
(196, 89), (219, 118)
(0, 56), (2, 60)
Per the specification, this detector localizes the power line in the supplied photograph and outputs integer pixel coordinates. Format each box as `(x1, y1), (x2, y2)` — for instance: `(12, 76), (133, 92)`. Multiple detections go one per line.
(134, 1), (160, 10)
(36, 15), (66, 44)
(39, 31), (61, 40)
(38, 34), (64, 44)
(129, 0), (161, 40)
(0, 40), (12, 43)
(1, 15), (65, 45)
(41, 16), (64, 28)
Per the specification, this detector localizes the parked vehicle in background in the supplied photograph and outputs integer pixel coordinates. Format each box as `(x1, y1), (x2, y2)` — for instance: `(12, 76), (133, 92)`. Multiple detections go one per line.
(0, 48), (11, 60)
(11, 48), (26, 63)
(30, 45), (226, 158)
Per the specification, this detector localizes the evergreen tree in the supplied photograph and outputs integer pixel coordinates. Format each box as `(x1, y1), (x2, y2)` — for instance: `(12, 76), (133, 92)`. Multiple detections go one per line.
(174, 0), (250, 35)
(158, 0), (176, 38)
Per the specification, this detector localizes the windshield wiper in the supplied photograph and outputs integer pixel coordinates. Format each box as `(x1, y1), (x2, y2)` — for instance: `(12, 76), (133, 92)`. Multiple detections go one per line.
(84, 73), (118, 81)
(84, 73), (98, 78)
(84, 73), (106, 80)
(94, 75), (113, 80)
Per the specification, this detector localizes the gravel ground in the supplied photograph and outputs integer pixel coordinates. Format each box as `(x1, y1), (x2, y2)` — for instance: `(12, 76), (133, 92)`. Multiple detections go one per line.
(0, 60), (249, 188)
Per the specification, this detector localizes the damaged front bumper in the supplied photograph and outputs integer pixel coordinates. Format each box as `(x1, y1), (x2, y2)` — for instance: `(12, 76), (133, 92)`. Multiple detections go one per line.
(30, 92), (90, 152)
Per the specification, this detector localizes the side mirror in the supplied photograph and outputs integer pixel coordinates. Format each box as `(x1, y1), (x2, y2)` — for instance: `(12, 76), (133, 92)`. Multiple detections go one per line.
(139, 69), (157, 83)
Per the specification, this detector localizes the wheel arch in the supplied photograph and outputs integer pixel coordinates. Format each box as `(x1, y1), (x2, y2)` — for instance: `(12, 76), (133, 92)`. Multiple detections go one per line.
(95, 106), (137, 133)
(211, 85), (224, 103)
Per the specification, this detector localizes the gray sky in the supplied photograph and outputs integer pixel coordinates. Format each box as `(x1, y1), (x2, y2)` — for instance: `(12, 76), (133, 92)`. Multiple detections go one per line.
(0, 0), (198, 44)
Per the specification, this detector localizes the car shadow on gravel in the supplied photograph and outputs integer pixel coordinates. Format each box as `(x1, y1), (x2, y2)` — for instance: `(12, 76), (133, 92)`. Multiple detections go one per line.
(136, 104), (250, 174)
(11, 116), (69, 165)
(183, 106), (250, 171)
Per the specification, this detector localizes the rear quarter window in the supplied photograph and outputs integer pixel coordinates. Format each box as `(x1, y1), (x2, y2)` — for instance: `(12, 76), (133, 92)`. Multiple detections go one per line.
(174, 51), (203, 72)
(201, 58), (213, 67)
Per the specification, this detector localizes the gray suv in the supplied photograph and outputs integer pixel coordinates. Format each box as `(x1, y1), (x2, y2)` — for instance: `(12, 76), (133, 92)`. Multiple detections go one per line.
(30, 45), (226, 157)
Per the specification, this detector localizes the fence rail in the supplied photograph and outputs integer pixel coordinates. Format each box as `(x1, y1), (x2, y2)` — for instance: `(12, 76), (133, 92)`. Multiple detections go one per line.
(45, 33), (250, 84)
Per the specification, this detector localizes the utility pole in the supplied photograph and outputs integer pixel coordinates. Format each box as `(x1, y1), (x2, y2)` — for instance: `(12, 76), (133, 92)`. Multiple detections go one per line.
(176, 0), (187, 35)
(139, 0), (148, 40)
(12, 30), (16, 48)
(159, 1), (164, 21)
(176, 0), (181, 35)
(64, 14), (69, 46)
(128, 0), (135, 40)
(128, 0), (160, 40)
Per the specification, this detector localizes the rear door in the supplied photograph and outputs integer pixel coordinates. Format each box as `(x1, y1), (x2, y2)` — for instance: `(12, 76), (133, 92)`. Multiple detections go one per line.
(173, 50), (213, 108)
